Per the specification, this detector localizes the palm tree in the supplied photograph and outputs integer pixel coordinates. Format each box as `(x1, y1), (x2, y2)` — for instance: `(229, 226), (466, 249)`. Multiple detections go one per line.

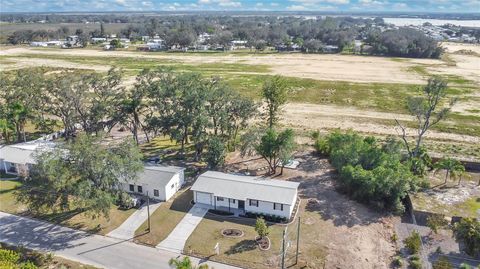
(168, 257), (209, 269)
(434, 157), (466, 185)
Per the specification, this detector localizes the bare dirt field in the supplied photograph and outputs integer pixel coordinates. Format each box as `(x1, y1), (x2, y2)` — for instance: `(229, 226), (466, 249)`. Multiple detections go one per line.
(0, 47), (429, 84)
(282, 103), (480, 144)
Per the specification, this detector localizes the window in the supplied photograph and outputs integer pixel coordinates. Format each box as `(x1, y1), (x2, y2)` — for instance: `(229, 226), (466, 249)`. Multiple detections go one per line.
(171, 184), (175, 189)
(137, 186), (143, 193)
(216, 197), (224, 201)
(274, 203), (284, 211)
(249, 199), (259, 207)
(129, 184), (134, 192)
(153, 189), (159, 197)
(230, 199), (236, 203)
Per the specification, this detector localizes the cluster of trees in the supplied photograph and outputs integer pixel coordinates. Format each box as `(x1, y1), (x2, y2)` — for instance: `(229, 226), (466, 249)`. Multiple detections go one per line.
(315, 131), (420, 213)
(368, 27), (443, 58)
(0, 68), (127, 143)
(1, 67), (259, 168)
(4, 15), (441, 58)
(17, 135), (143, 217)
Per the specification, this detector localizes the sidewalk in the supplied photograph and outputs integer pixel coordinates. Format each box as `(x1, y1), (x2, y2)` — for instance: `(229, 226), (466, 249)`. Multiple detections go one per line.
(107, 201), (162, 240)
(0, 211), (239, 269)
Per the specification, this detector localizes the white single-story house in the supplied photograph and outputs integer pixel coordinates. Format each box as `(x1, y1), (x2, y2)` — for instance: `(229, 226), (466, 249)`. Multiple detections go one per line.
(0, 140), (55, 177)
(122, 165), (185, 201)
(191, 171), (300, 219)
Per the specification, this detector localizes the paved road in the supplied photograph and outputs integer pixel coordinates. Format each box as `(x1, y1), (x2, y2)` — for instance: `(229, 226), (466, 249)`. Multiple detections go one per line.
(157, 205), (209, 253)
(107, 201), (162, 240)
(0, 212), (239, 269)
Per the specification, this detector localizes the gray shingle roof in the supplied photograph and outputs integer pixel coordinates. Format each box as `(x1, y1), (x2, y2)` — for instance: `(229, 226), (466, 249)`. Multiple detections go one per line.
(191, 171), (299, 205)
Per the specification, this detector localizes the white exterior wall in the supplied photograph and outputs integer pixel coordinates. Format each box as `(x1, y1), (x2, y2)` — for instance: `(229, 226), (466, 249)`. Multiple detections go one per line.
(163, 171), (184, 201)
(214, 196), (238, 209)
(123, 170), (183, 201)
(245, 199), (291, 218)
(122, 182), (167, 200)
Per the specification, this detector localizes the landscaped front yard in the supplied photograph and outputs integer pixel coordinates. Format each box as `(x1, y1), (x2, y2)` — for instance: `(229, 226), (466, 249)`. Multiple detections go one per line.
(134, 188), (193, 246)
(0, 180), (136, 235)
(184, 213), (285, 269)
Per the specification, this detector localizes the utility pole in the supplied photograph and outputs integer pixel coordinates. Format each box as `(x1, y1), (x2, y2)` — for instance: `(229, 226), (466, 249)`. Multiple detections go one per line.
(295, 217), (301, 265)
(146, 191), (151, 232)
(281, 228), (286, 269)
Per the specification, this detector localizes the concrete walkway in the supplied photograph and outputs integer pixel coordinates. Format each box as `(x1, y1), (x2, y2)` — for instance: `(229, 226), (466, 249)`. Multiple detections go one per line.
(156, 204), (209, 253)
(0, 211), (239, 269)
(107, 201), (162, 240)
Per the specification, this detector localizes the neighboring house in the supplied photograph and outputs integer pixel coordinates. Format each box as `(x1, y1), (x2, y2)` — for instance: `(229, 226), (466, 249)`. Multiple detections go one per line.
(123, 165), (185, 201)
(191, 171), (300, 219)
(0, 140), (55, 177)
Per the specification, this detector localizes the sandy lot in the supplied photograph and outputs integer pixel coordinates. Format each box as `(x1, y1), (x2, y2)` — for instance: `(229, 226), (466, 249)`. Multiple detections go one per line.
(442, 42), (480, 54)
(226, 152), (397, 269)
(281, 103), (480, 144)
(0, 47), (428, 84)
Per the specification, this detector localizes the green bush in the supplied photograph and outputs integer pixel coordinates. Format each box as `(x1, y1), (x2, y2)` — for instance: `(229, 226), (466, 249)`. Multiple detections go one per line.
(409, 259), (422, 269)
(433, 256), (453, 269)
(0, 248), (20, 264)
(459, 263), (472, 269)
(403, 231), (422, 254)
(20, 261), (38, 269)
(313, 137), (330, 156)
(323, 131), (419, 213)
(392, 256), (402, 267)
(427, 214), (448, 234)
(453, 218), (480, 257)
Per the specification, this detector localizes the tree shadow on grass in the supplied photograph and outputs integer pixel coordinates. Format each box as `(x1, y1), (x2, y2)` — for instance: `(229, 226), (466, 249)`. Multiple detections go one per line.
(225, 239), (257, 255)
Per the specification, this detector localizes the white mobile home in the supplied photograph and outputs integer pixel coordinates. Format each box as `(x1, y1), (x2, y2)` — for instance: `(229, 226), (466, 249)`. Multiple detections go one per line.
(191, 171), (300, 219)
(123, 165), (185, 201)
(0, 140), (55, 177)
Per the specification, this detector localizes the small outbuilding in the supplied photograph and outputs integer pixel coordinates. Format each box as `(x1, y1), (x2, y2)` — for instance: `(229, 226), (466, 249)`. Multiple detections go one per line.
(123, 165), (185, 201)
(191, 171), (300, 219)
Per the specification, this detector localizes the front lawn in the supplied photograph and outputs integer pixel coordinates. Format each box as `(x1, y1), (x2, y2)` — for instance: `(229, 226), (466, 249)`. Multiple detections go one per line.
(0, 180), (136, 235)
(184, 213), (285, 269)
(134, 188), (193, 246)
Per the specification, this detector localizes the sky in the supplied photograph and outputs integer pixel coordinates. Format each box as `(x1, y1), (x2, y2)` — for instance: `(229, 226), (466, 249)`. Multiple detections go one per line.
(0, 0), (479, 13)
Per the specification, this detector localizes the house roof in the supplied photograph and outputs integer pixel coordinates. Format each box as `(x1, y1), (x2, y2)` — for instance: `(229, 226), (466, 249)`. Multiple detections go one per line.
(0, 140), (56, 165)
(191, 171), (300, 205)
(133, 165), (185, 188)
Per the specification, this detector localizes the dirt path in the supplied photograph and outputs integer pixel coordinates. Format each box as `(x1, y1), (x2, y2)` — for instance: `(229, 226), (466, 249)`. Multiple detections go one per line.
(281, 103), (480, 144)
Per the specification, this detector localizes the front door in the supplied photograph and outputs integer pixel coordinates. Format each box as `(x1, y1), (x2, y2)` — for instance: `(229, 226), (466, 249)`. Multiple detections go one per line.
(238, 200), (245, 210)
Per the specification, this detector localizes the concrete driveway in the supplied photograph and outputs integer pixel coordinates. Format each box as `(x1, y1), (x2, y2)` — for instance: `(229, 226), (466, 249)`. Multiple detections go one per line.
(107, 201), (162, 240)
(0, 211), (239, 269)
(156, 204), (209, 253)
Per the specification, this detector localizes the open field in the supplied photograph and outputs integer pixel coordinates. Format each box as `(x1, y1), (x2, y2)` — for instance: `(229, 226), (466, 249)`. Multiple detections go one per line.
(0, 180), (136, 235)
(1, 44), (479, 160)
(0, 46), (435, 84)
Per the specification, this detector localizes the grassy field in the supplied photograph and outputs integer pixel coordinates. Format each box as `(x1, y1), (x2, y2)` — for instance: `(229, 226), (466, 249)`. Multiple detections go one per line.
(0, 180), (136, 235)
(134, 188), (193, 246)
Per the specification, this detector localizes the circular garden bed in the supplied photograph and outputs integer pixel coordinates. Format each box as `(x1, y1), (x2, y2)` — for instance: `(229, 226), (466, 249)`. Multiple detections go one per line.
(255, 236), (271, 251)
(221, 228), (244, 238)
